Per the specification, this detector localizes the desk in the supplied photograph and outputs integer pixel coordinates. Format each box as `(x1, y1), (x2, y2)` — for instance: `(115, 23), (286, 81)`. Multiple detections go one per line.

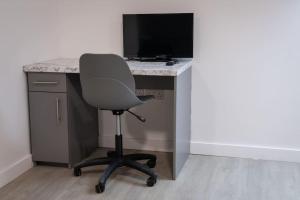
(24, 58), (192, 179)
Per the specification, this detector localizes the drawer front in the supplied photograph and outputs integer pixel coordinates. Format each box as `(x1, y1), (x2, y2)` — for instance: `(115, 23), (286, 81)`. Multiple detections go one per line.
(28, 73), (67, 92)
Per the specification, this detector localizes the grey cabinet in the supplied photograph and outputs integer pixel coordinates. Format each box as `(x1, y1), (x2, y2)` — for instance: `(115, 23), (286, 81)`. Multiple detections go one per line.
(27, 73), (98, 167)
(29, 92), (69, 163)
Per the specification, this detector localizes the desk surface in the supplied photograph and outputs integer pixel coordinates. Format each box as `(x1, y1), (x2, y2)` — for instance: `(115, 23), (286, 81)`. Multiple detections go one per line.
(23, 58), (192, 76)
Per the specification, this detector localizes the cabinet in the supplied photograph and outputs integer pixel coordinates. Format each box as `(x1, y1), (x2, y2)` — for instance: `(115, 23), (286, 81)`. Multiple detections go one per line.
(27, 73), (98, 167)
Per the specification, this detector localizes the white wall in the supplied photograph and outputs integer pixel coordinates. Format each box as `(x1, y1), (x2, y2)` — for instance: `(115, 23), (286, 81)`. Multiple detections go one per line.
(188, 0), (300, 162)
(0, 0), (59, 188)
(57, 0), (300, 162)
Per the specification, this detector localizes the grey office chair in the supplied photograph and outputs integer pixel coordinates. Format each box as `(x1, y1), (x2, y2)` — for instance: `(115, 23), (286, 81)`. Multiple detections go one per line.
(74, 54), (157, 193)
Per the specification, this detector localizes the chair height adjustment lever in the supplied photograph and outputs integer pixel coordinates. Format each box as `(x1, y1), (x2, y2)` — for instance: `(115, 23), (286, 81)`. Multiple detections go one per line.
(126, 110), (146, 122)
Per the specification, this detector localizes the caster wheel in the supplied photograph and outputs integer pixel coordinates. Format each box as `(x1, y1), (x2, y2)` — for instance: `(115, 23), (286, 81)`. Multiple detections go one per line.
(73, 168), (81, 177)
(146, 159), (156, 168)
(146, 177), (157, 187)
(107, 151), (116, 157)
(95, 183), (105, 193)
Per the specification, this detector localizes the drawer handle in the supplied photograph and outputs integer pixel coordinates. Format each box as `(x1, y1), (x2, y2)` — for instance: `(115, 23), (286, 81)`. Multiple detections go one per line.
(32, 81), (58, 85)
(56, 98), (62, 124)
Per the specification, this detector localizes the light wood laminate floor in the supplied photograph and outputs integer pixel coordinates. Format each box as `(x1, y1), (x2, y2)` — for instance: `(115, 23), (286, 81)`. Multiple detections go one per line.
(0, 149), (300, 200)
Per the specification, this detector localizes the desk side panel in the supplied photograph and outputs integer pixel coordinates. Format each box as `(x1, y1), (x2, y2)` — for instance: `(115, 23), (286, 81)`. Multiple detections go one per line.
(173, 67), (192, 179)
(66, 74), (99, 166)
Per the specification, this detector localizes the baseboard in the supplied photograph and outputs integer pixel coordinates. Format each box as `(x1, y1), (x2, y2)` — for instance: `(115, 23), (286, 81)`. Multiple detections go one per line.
(191, 141), (300, 163)
(0, 154), (33, 188)
(99, 135), (172, 152)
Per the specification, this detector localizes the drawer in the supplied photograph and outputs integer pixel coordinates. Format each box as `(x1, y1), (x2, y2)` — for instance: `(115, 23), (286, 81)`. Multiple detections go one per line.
(28, 73), (67, 92)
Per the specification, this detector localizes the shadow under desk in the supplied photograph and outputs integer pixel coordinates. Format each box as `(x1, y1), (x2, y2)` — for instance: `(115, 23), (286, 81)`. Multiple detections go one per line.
(23, 58), (192, 180)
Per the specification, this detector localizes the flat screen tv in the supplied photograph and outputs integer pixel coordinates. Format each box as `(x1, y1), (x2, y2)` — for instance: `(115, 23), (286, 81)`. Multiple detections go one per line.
(123, 13), (193, 60)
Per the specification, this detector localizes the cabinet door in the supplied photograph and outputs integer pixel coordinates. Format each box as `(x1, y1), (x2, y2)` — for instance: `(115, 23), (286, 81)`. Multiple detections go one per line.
(29, 92), (69, 163)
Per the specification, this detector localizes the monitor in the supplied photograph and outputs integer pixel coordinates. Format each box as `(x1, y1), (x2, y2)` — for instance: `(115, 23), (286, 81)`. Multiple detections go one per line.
(123, 13), (193, 60)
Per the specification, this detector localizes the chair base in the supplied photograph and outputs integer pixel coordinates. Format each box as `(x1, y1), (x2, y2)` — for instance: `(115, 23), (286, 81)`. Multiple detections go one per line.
(74, 112), (157, 193)
(73, 150), (157, 193)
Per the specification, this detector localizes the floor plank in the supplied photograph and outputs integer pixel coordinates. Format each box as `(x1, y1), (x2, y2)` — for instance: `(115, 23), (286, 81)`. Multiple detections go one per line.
(1, 150), (300, 200)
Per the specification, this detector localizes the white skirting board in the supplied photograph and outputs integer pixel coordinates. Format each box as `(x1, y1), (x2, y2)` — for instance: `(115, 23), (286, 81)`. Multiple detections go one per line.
(0, 154), (33, 188)
(99, 135), (173, 152)
(99, 137), (300, 163)
(191, 141), (300, 163)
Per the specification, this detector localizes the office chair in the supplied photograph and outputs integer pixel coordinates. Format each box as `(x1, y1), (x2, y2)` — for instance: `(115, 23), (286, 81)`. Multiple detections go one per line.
(73, 54), (157, 193)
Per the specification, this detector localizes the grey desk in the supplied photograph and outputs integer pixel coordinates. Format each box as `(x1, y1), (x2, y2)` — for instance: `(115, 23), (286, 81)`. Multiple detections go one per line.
(24, 58), (192, 179)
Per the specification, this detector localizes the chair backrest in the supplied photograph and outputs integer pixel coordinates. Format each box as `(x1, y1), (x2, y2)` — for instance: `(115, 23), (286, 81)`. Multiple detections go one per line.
(79, 54), (138, 110)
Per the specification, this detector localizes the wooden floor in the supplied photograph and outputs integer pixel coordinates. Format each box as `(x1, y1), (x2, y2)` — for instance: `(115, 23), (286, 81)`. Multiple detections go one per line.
(1, 150), (300, 200)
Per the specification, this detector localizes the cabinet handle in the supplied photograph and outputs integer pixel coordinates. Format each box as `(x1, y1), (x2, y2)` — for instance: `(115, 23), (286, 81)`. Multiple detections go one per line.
(33, 81), (58, 85)
(56, 98), (62, 124)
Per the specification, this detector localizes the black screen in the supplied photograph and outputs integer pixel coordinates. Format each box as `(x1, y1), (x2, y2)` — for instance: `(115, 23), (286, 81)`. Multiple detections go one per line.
(123, 13), (193, 59)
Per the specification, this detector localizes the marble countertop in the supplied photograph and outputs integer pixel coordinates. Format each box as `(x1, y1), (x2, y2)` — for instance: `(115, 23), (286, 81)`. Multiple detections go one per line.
(23, 58), (192, 76)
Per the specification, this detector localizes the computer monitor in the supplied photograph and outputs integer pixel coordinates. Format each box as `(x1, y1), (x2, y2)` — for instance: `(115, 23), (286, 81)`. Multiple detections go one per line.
(123, 13), (194, 60)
